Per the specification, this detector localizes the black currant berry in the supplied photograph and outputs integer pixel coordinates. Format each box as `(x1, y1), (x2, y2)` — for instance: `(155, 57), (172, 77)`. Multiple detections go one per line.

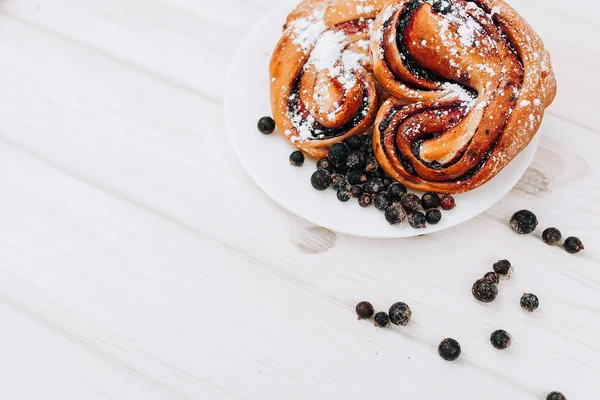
(346, 151), (366, 170)
(289, 151), (304, 166)
(317, 157), (335, 173)
(345, 136), (363, 150)
(358, 193), (373, 208)
(510, 210), (538, 234)
(388, 182), (407, 200)
(374, 311), (390, 327)
(542, 227), (562, 245)
(363, 178), (384, 194)
(440, 194), (456, 210)
(493, 259), (513, 279)
(350, 185), (363, 198)
(520, 293), (539, 312)
(384, 203), (407, 225)
(472, 278), (498, 303)
(421, 192), (441, 210)
(438, 338), (461, 361)
(490, 329), (512, 350)
(355, 301), (374, 319)
(331, 174), (350, 191)
(257, 116), (275, 134)
(364, 156), (379, 173)
(311, 169), (331, 191)
(426, 209), (442, 225)
(337, 189), (351, 202)
(328, 143), (350, 165)
(382, 177), (394, 190)
(563, 237), (584, 254)
(408, 211), (427, 229)
(389, 302), (412, 326)
(400, 193), (421, 212)
(347, 169), (367, 185)
(374, 192), (392, 211)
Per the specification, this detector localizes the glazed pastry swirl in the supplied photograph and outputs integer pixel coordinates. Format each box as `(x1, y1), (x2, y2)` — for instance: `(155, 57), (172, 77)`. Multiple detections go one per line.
(371, 0), (557, 193)
(270, 0), (387, 158)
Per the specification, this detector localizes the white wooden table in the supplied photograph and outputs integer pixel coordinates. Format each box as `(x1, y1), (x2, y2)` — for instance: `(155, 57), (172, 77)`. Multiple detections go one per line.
(0, 0), (598, 398)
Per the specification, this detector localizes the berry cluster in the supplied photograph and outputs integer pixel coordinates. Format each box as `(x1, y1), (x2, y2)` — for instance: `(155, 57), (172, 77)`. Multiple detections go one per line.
(472, 259), (540, 313)
(355, 301), (412, 328)
(307, 135), (456, 228)
(510, 210), (584, 254)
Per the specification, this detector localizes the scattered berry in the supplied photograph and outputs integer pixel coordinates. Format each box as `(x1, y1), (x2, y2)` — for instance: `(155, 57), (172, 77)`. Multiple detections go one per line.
(493, 259), (513, 279)
(331, 174), (350, 191)
(347, 169), (367, 185)
(389, 302), (412, 326)
(355, 301), (374, 319)
(257, 116), (275, 134)
(328, 143), (350, 165)
(374, 311), (390, 327)
(317, 157), (334, 173)
(472, 278), (498, 303)
(483, 272), (500, 285)
(358, 193), (373, 208)
(388, 182), (407, 200)
(365, 156), (379, 173)
(346, 151), (365, 170)
(345, 136), (363, 150)
(310, 169), (331, 191)
(408, 211), (427, 229)
(490, 329), (512, 350)
(520, 293), (539, 312)
(421, 192), (441, 210)
(289, 151), (304, 166)
(337, 189), (351, 202)
(385, 203), (407, 225)
(350, 185), (363, 198)
(363, 178), (384, 194)
(563, 237), (584, 254)
(510, 210), (538, 234)
(440, 194), (456, 210)
(426, 209), (442, 225)
(382, 177), (394, 190)
(374, 192), (392, 211)
(546, 392), (566, 400)
(542, 227), (562, 245)
(401, 193), (421, 212)
(438, 338), (461, 361)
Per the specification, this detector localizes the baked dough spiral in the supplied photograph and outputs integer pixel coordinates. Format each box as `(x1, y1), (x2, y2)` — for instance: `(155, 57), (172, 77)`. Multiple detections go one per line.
(270, 0), (387, 158)
(371, 0), (556, 193)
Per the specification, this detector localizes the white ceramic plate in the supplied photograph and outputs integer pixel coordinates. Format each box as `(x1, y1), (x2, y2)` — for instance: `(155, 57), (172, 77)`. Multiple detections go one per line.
(224, 0), (541, 238)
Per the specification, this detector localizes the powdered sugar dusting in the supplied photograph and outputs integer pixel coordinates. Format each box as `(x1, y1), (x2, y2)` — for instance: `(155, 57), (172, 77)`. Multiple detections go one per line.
(356, 4), (374, 14)
(290, 9), (327, 53)
(443, 82), (476, 108)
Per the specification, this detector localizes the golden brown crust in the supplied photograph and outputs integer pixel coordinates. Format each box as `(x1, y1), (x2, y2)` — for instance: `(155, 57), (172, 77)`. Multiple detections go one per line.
(269, 0), (386, 158)
(370, 0), (556, 193)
